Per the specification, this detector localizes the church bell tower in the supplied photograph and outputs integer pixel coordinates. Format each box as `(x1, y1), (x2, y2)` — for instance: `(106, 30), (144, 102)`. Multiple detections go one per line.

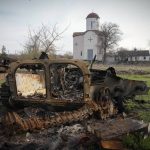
(86, 12), (100, 30)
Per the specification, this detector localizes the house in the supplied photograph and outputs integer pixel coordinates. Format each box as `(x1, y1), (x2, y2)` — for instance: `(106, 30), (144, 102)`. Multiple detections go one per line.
(73, 12), (104, 61)
(117, 49), (150, 63)
(105, 52), (116, 64)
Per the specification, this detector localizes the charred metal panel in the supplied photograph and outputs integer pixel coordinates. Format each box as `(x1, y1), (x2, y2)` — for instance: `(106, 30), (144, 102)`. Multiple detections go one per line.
(3, 59), (91, 107)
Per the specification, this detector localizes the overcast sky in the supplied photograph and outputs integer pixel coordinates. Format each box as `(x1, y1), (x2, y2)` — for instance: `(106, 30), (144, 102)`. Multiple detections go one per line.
(0, 0), (150, 54)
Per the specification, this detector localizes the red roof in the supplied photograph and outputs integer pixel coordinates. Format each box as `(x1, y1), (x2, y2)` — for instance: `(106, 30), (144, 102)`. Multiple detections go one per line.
(86, 13), (99, 19)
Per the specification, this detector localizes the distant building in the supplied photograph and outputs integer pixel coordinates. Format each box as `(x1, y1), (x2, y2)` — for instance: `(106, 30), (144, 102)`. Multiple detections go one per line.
(73, 12), (104, 61)
(117, 49), (150, 63)
(105, 52), (116, 64)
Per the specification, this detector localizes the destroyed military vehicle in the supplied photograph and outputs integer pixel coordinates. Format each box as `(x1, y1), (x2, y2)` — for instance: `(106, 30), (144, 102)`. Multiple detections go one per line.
(0, 59), (149, 149)
(0, 59), (148, 109)
(0, 59), (90, 109)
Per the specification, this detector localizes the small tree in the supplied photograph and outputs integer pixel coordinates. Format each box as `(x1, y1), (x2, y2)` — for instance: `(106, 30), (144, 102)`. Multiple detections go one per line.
(1, 45), (7, 56)
(100, 22), (122, 63)
(117, 47), (129, 62)
(22, 24), (67, 59)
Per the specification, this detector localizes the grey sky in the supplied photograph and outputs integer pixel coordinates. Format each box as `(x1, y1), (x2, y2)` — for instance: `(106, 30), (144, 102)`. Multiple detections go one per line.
(0, 0), (150, 54)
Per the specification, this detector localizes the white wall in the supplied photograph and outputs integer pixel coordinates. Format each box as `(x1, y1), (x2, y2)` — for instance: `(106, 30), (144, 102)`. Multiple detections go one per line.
(138, 56), (150, 61)
(73, 35), (84, 59)
(106, 56), (115, 64)
(83, 31), (98, 60)
(128, 56), (150, 61)
(73, 31), (104, 61)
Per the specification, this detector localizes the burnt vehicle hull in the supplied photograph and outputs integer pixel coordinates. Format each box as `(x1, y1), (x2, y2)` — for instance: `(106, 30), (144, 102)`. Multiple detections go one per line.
(0, 59), (149, 149)
(90, 68), (149, 96)
(0, 59), (90, 110)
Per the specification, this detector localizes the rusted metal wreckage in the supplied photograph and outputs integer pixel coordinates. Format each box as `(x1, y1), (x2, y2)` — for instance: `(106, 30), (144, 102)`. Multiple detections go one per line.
(0, 58), (149, 149)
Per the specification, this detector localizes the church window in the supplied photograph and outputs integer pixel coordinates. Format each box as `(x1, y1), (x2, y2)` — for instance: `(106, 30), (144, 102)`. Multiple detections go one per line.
(91, 21), (95, 29)
(91, 21), (93, 29)
(81, 51), (82, 56)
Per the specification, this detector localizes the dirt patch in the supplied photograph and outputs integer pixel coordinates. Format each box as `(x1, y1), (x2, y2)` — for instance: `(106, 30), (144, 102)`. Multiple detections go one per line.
(0, 122), (99, 150)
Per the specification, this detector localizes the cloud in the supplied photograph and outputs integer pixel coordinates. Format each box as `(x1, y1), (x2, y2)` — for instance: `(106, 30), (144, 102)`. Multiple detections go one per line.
(0, 0), (150, 54)
(0, 10), (16, 16)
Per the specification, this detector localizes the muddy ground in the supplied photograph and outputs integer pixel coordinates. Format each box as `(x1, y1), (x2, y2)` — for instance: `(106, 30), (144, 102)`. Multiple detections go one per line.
(0, 104), (100, 150)
(0, 123), (99, 150)
(0, 104), (149, 150)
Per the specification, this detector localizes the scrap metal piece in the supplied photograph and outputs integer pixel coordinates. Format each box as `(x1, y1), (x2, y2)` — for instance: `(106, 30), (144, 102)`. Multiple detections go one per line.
(1, 90), (117, 133)
(86, 118), (148, 140)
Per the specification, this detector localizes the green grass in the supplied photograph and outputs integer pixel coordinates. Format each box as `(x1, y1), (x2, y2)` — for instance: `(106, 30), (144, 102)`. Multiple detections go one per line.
(119, 74), (150, 122)
(120, 74), (150, 102)
(120, 74), (150, 86)
(138, 111), (150, 122)
(0, 79), (5, 85)
(0, 79), (5, 88)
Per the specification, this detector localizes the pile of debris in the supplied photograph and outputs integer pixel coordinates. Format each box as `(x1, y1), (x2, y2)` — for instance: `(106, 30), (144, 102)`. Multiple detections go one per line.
(0, 57), (149, 149)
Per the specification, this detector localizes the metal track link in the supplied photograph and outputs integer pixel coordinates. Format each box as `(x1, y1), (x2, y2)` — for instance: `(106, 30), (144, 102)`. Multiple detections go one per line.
(1, 101), (97, 133)
(1, 87), (117, 133)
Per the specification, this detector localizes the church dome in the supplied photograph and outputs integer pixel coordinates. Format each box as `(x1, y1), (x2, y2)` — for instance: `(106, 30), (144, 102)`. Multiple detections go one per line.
(86, 12), (99, 19)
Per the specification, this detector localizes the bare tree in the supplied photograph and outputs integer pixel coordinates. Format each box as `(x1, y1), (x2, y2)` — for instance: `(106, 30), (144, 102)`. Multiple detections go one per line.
(22, 24), (67, 59)
(1, 45), (7, 56)
(100, 22), (122, 63)
(117, 47), (129, 62)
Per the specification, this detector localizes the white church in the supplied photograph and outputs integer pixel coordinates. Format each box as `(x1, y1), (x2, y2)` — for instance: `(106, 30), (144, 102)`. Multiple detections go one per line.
(73, 12), (104, 61)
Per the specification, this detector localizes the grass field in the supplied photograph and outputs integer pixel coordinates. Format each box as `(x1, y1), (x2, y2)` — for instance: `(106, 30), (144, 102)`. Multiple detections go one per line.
(119, 74), (150, 122)
(100, 65), (150, 147)
(93, 64), (150, 73)
(93, 63), (150, 122)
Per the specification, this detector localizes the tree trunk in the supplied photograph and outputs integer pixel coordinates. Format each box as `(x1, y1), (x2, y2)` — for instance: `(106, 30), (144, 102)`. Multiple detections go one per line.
(102, 47), (107, 64)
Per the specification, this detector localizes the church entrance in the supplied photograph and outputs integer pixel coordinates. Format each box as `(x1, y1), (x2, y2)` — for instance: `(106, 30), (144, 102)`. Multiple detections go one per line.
(87, 49), (93, 60)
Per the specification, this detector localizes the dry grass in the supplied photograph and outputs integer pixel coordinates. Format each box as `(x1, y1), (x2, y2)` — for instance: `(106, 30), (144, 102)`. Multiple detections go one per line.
(93, 64), (150, 73)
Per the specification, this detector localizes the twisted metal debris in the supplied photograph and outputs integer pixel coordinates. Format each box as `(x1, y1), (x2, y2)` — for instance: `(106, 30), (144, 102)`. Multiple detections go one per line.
(2, 88), (117, 133)
(0, 58), (149, 149)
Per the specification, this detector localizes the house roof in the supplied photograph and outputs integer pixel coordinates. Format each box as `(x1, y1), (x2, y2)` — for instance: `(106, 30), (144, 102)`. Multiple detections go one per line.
(86, 13), (100, 19)
(73, 30), (102, 37)
(118, 50), (150, 57)
(73, 32), (84, 37)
